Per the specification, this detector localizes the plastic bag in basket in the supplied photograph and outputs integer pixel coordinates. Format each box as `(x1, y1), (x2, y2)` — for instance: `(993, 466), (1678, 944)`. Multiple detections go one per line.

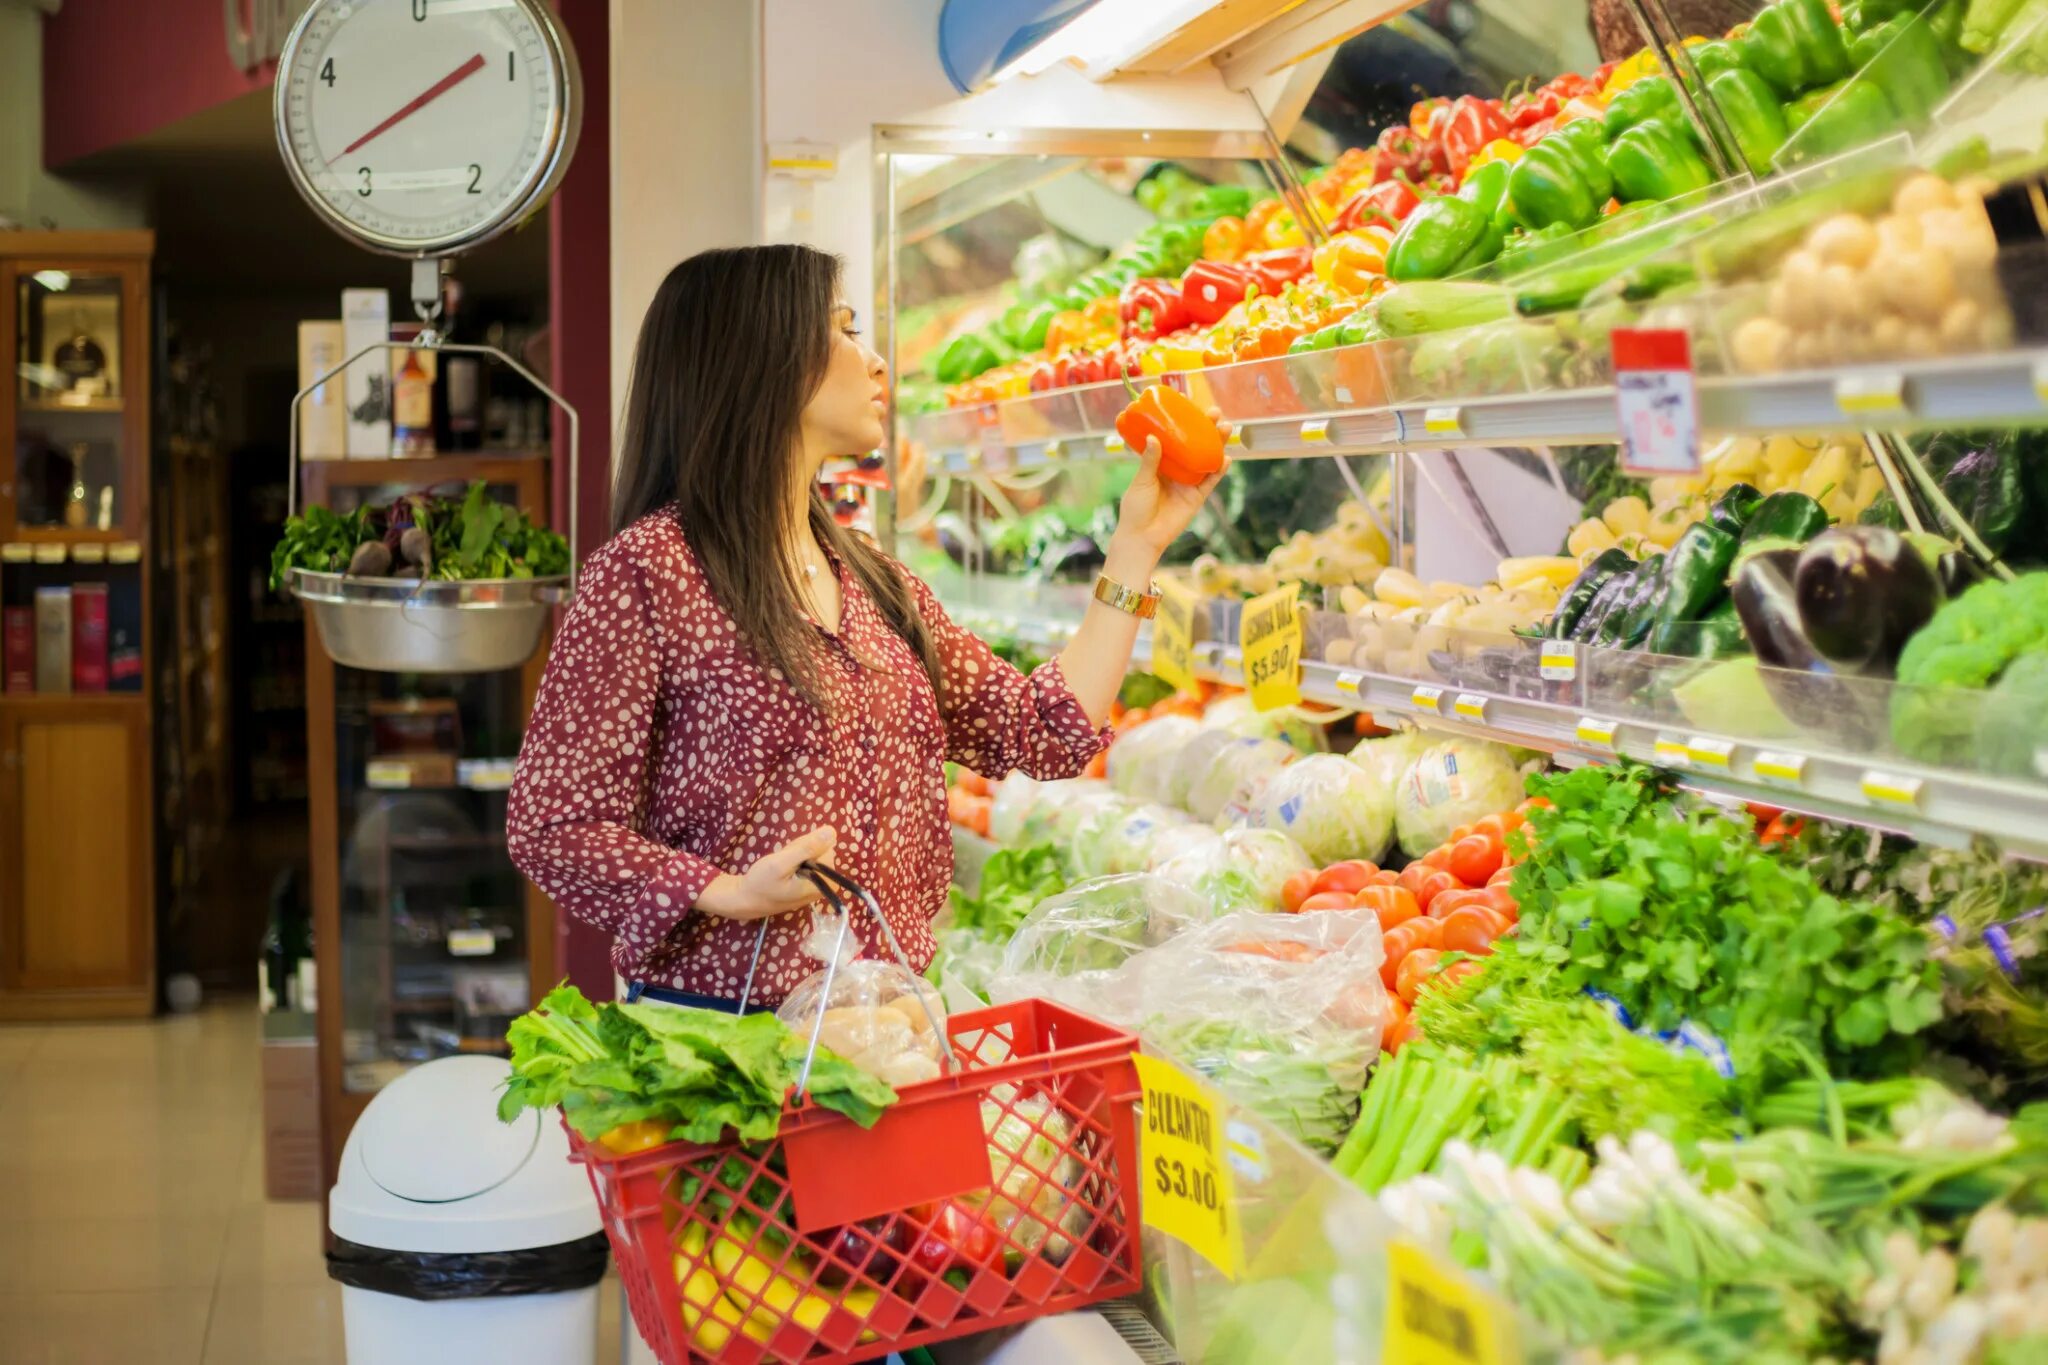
(993, 873), (1210, 1010)
(777, 912), (950, 1089)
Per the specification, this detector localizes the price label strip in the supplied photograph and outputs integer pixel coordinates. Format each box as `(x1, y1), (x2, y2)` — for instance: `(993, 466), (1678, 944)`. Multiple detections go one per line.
(1539, 641), (1578, 681)
(1385, 1239), (1513, 1365)
(1836, 370), (1908, 415)
(1753, 751), (1809, 787)
(1576, 716), (1619, 749)
(1411, 685), (1446, 714)
(1612, 328), (1700, 475)
(1422, 407), (1464, 437)
(1132, 1054), (1241, 1279)
(1240, 582), (1303, 712)
(1862, 771), (1926, 810)
(1686, 737), (1737, 770)
(1334, 671), (1363, 697)
(1452, 693), (1490, 723)
(1300, 418), (1332, 445)
(365, 759), (413, 790)
(1653, 736), (1691, 768)
(1151, 577), (1200, 696)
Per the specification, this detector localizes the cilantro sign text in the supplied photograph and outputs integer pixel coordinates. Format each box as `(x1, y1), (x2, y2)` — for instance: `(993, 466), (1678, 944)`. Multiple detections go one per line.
(226, 0), (316, 73)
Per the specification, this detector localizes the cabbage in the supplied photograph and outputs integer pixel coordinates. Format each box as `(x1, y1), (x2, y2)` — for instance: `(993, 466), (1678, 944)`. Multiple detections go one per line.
(997, 873), (1211, 989)
(1159, 826), (1313, 914)
(988, 774), (1042, 846)
(1187, 736), (1297, 824)
(1203, 694), (1325, 753)
(1350, 727), (1438, 791)
(1100, 804), (1193, 876)
(1065, 796), (1140, 878)
(1145, 822), (1224, 873)
(1049, 787), (1128, 854)
(1253, 753), (1394, 864)
(1107, 715), (1202, 801)
(1163, 726), (1242, 812)
(1392, 739), (1529, 856)
(981, 1095), (1089, 1263)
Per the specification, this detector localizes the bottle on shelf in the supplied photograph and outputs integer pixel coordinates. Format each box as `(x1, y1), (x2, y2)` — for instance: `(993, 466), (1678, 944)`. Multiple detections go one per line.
(259, 869), (314, 1014)
(391, 346), (435, 457)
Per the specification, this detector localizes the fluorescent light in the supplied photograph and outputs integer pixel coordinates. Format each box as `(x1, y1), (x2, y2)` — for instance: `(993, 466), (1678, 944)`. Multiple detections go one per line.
(987, 0), (1218, 85)
(32, 270), (70, 292)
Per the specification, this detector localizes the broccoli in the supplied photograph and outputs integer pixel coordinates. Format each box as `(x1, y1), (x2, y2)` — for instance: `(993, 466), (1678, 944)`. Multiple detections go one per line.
(1892, 573), (2048, 763)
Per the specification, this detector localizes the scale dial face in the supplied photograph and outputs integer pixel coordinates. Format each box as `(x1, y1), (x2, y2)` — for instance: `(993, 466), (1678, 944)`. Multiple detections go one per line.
(275, 0), (581, 257)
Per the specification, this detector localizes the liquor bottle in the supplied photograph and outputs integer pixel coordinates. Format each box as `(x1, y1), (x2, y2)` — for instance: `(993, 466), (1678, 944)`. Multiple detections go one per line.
(392, 347), (435, 456)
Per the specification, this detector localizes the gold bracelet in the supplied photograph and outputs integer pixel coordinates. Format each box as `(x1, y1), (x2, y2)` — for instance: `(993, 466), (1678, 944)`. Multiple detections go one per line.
(1093, 573), (1159, 619)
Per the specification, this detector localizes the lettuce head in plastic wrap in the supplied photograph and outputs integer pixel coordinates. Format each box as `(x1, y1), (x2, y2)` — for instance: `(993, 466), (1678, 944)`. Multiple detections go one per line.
(1071, 802), (1190, 878)
(1202, 693), (1325, 753)
(987, 774), (1042, 846)
(1159, 826), (1313, 914)
(1107, 714), (1202, 802)
(1162, 725), (1241, 813)
(1392, 738), (1531, 856)
(994, 873), (1210, 1005)
(1187, 736), (1297, 825)
(1252, 753), (1395, 865)
(1350, 726), (1438, 790)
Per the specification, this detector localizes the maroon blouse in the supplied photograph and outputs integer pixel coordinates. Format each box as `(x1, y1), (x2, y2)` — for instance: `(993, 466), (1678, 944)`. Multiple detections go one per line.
(507, 509), (1106, 1003)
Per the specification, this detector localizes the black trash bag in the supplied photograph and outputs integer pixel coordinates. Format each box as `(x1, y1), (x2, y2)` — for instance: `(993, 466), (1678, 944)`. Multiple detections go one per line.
(327, 1232), (610, 1302)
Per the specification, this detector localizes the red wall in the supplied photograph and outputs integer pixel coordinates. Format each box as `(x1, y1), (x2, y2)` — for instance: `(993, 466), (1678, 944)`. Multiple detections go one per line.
(43, 0), (276, 167)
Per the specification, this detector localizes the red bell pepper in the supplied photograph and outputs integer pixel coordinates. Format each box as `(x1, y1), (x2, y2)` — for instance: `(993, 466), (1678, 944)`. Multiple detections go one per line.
(1410, 97), (1451, 137)
(1119, 277), (1188, 341)
(1028, 361), (1056, 394)
(1243, 246), (1312, 297)
(1372, 125), (1446, 183)
(1437, 95), (1511, 178)
(903, 1200), (1003, 1278)
(1334, 179), (1421, 232)
(1179, 260), (1254, 326)
(1508, 89), (1563, 128)
(1511, 117), (1557, 148)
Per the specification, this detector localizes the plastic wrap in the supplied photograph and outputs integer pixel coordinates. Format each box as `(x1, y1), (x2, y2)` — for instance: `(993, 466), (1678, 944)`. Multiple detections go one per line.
(1144, 822), (1225, 874)
(1044, 784), (1127, 849)
(1392, 739), (1534, 857)
(993, 873), (1212, 1007)
(987, 773), (1042, 846)
(1163, 725), (1243, 812)
(1071, 801), (1192, 879)
(1186, 736), (1297, 825)
(1251, 753), (1396, 865)
(776, 915), (951, 1088)
(1107, 714), (1203, 802)
(927, 926), (1007, 1010)
(1157, 826), (1314, 915)
(1350, 727), (1439, 790)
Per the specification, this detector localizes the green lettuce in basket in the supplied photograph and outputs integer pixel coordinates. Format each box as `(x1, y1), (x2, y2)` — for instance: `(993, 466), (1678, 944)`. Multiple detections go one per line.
(498, 983), (897, 1144)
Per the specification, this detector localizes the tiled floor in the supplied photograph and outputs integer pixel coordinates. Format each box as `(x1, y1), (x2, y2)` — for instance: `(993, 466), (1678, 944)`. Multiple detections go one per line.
(0, 1000), (626, 1365)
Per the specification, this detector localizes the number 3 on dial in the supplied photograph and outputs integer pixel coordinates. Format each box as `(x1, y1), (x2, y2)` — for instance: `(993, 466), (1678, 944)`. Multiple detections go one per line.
(274, 0), (582, 258)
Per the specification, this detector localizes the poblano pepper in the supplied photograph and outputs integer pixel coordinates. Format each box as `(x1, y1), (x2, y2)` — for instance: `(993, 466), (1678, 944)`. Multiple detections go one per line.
(1708, 68), (1791, 174)
(1549, 548), (1635, 639)
(1709, 482), (1766, 537)
(1742, 491), (1832, 544)
(1607, 555), (1672, 648)
(1573, 563), (1641, 643)
(1609, 119), (1716, 202)
(1507, 121), (1613, 230)
(1647, 521), (1743, 647)
(1848, 16), (1951, 124)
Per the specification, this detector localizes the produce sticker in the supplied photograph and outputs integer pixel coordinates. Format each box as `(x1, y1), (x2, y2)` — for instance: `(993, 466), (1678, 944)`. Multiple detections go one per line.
(1385, 1238), (1515, 1365)
(1132, 1053), (1242, 1279)
(1240, 582), (1302, 712)
(1152, 577), (1199, 695)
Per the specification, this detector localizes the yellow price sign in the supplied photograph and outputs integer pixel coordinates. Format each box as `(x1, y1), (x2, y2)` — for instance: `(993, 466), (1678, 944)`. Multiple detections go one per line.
(1132, 1054), (1240, 1279)
(1385, 1239), (1514, 1365)
(1240, 582), (1302, 712)
(1151, 578), (1199, 695)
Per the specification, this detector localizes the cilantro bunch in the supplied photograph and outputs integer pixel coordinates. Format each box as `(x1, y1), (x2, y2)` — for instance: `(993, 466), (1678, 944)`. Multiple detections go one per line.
(498, 984), (896, 1143)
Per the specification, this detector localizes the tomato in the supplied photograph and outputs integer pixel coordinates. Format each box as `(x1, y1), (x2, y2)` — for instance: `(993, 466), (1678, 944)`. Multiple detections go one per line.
(1084, 750), (1109, 780)
(1475, 810), (1525, 840)
(1357, 884), (1422, 932)
(1487, 865), (1516, 888)
(955, 771), (992, 798)
(1311, 860), (1379, 898)
(1745, 801), (1784, 824)
(905, 1200), (1002, 1275)
(1447, 832), (1505, 886)
(1449, 824), (1474, 844)
(1396, 948), (1444, 1004)
(1420, 846), (1455, 872)
(1224, 940), (1322, 962)
(1299, 891), (1358, 914)
(1367, 868), (1403, 887)
(1325, 980), (1385, 1031)
(1517, 796), (1552, 814)
(1380, 997), (1412, 1053)
(1759, 812), (1806, 845)
(1438, 906), (1509, 955)
(1397, 864), (1462, 912)
(1435, 959), (1485, 991)
(1378, 919), (1442, 988)
(1281, 869), (1317, 913)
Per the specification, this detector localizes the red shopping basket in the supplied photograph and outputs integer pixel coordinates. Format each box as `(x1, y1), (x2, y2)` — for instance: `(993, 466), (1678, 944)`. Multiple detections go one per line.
(568, 868), (1145, 1364)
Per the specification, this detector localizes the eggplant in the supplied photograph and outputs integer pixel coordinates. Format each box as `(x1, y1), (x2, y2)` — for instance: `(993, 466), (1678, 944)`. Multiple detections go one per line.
(1732, 545), (1882, 744)
(1791, 525), (1940, 676)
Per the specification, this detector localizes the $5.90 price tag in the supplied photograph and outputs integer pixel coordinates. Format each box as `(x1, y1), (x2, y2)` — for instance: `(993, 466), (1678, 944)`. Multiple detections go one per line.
(1132, 1054), (1240, 1279)
(1151, 577), (1200, 695)
(1612, 329), (1700, 475)
(1386, 1239), (1513, 1365)
(1240, 582), (1303, 712)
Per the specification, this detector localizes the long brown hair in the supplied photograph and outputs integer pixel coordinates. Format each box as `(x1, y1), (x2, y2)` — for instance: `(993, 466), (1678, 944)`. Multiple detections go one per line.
(611, 244), (938, 705)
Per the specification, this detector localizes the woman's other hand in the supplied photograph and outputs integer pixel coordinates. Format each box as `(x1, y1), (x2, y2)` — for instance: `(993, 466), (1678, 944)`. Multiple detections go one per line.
(695, 825), (836, 920)
(1115, 409), (1230, 556)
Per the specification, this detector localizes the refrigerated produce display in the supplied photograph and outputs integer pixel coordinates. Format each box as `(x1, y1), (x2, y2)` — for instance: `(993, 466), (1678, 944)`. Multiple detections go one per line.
(860, 1), (2048, 1360)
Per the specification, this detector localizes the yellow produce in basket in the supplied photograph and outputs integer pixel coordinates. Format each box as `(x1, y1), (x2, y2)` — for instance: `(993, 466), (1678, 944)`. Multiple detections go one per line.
(1601, 495), (1651, 538)
(1495, 556), (1580, 590)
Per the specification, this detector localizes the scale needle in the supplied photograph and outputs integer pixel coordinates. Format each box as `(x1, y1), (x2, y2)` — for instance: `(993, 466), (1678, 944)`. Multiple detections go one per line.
(327, 52), (487, 165)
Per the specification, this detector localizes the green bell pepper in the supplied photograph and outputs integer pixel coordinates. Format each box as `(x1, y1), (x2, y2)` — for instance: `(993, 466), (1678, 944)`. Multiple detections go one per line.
(1741, 491), (1832, 544)
(1707, 68), (1791, 174)
(1603, 77), (1681, 139)
(995, 300), (1059, 352)
(1646, 521), (1742, 648)
(1740, 0), (1853, 94)
(1385, 196), (1498, 281)
(1507, 122), (1613, 231)
(1686, 40), (1748, 80)
(1843, 0), (1914, 29)
(1459, 159), (1515, 226)
(1496, 221), (1575, 274)
(1784, 79), (1897, 160)
(1609, 119), (1715, 203)
(1709, 482), (1766, 537)
(934, 329), (1014, 385)
(1175, 184), (1254, 223)
(1288, 318), (1350, 353)
(1849, 16), (1951, 124)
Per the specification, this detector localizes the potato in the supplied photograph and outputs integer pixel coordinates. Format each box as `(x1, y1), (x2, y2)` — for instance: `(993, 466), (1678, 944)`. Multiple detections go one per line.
(1809, 214), (1878, 268)
(1881, 248), (1957, 324)
(1938, 298), (1985, 353)
(1730, 315), (1791, 374)
(1874, 214), (1924, 256)
(1870, 314), (1908, 358)
(1892, 174), (1957, 218)
(1772, 250), (1827, 329)
(1820, 264), (1869, 326)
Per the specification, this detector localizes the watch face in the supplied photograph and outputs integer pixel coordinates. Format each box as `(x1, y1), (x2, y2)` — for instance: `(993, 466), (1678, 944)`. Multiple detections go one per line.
(276, 0), (579, 256)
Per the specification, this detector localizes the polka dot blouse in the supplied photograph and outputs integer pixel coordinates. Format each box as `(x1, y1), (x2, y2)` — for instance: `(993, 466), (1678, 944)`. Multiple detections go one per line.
(507, 509), (1107, 1004)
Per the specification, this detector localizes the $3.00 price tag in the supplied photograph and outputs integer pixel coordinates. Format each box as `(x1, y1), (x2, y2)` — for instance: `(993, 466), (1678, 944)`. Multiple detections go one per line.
(1240, 583), (1303, 712)
(1132, 1054), (1240, 1279)
(1612, 329), (1699, 475)
(1386, 1239), (1512, 1365)
(1151, 578), (1200, 695)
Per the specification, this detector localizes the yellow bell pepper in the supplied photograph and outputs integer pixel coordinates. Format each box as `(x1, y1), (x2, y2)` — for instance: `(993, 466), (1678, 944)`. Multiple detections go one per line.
(1465, 139), (1525, 172)
(1311, 228), (1392, 296)
(1263, 206), (1309, 249)
(1202, 215), (1247, 262)
(1043, 309), (1089, 356)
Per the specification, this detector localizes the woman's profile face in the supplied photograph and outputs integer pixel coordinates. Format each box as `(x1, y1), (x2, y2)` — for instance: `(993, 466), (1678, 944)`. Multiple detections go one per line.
(799, 303), (888, 466)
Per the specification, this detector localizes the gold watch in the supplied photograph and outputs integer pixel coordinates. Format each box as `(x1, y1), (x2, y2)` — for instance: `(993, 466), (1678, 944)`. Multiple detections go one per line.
(1093, 573), (1160, 619)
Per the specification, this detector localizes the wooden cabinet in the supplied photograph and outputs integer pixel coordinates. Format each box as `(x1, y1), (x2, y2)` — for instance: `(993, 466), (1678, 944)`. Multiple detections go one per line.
(0, 699), (153, 1017)
(0, 231), (157, 1020)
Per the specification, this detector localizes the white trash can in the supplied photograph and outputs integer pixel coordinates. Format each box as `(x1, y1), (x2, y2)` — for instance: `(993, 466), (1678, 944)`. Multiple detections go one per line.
(328, 1054), (608, 1365)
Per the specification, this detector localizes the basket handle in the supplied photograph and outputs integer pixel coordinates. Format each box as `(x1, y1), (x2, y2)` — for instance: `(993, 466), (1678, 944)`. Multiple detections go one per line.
(770, 862), (957, 1097)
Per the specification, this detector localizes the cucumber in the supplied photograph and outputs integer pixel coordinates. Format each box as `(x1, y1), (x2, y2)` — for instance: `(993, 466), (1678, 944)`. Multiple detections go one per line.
(1374, 282), (1514, 337)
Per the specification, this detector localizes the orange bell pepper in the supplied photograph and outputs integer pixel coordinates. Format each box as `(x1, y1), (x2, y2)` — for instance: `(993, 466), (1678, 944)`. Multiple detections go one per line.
(1465, 139), (1525, 172)
(1242, 197), (1286, 249)
(1082, 294), (1120, 332)
(1202, 215), (1247, 261)
(1114, 383), (1225, 485)
(1043, 309), (1089, 355)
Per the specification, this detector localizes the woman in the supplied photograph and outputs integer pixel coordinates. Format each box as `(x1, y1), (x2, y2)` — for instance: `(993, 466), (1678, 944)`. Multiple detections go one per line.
(507, 244), (1222, 1009)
